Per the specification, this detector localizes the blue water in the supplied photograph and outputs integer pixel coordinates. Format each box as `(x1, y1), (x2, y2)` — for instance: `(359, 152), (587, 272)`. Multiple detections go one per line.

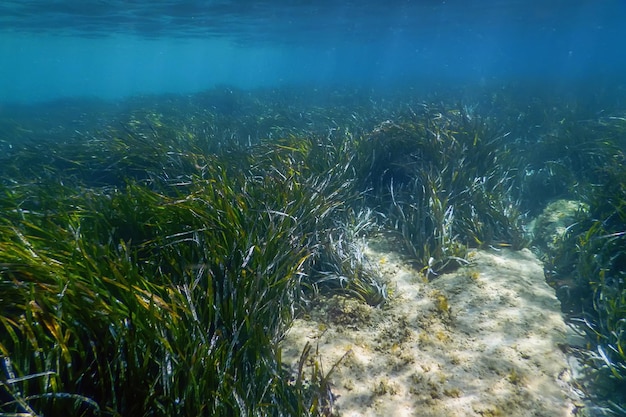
(1, 1), (625, 103)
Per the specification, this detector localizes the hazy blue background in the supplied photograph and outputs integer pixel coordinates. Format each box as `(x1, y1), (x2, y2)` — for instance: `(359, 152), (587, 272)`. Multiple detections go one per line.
(1, 0), (625, 103)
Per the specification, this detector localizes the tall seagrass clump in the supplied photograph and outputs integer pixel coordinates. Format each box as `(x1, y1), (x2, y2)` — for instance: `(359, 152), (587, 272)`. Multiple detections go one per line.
(529, 114), (626, 415)
(0, 105), (384, 416)
(354, 104), (527, 276)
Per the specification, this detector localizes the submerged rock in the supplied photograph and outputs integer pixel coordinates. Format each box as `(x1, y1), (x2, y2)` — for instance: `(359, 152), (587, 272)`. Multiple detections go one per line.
(529, 199), (589, 257)
(281, 238), (582, 417)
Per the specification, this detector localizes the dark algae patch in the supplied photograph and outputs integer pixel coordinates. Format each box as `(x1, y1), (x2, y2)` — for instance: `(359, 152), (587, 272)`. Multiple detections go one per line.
(1, 85), (625, 416)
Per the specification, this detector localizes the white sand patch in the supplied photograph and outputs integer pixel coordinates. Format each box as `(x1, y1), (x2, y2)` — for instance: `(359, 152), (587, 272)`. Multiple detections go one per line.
(281, 236), (581, 416)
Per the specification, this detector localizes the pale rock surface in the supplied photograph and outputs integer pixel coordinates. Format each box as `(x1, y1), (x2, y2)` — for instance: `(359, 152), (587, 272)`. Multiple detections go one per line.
(282, 236), (581, 417)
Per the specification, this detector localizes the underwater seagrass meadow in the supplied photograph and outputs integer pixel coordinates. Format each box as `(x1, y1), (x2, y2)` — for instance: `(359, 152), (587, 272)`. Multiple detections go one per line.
(0, 83), (626, 416)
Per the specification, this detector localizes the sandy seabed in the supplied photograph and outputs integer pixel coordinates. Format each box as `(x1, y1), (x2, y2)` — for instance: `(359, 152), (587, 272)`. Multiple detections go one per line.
(282, 236), (583, 417)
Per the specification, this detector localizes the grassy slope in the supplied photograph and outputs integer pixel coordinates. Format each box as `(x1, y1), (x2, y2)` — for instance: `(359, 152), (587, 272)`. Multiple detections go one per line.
(1, 85), (624, 416)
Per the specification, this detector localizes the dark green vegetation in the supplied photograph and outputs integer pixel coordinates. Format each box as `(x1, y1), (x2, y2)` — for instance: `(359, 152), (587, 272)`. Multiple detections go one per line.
(535, 116), (626, 413)
(1, 85), (625, 416)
